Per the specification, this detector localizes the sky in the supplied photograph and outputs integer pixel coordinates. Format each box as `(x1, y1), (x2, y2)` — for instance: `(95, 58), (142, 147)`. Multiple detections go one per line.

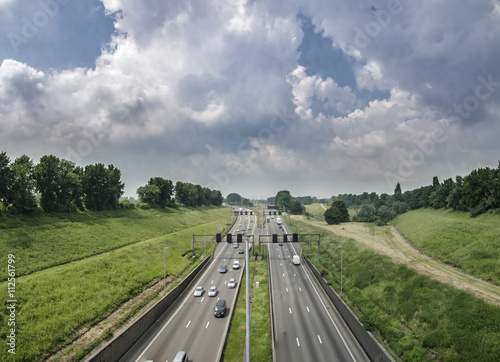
(1, 0), (500, 200)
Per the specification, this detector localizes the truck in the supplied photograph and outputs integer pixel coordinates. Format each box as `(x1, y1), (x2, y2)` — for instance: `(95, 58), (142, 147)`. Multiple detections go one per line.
(292, 255), (300, 265)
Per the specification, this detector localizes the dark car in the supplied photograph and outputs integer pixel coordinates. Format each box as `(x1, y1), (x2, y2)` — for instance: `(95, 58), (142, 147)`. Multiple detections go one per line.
(279, 242), (283, 246)
(238, 248), (244, 254)
(214, 299), (226, 317)
(219, 265), (227, 273)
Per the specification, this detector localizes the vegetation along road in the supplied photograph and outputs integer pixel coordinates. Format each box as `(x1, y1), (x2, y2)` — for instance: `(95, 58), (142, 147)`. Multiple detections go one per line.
(294, 216), (500, 306)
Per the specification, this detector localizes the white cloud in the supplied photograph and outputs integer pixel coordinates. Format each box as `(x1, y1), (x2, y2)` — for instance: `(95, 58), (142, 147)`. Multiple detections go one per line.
(287, 65), (356, 119)
(1, 0), (499, 197)
(355, 61), (393, 91)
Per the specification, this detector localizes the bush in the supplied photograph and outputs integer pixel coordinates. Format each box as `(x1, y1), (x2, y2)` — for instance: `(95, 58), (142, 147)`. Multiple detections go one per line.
(119, 200), (135, 209)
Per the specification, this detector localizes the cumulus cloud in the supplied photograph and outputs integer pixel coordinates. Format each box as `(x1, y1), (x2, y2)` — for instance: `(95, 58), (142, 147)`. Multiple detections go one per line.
(287, 65), (356, 119)
(0, 0), (499, 197)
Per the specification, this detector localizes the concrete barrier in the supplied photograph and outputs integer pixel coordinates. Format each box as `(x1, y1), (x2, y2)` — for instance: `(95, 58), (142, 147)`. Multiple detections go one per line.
(86, 256), (212, 362)
(304, 257), (395, 362)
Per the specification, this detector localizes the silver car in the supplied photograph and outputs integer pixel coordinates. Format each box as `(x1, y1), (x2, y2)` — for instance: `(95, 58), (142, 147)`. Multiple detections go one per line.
(208, 285), (218, 297)
(228, 278), (236, 288)
(193, 286), (204, 297)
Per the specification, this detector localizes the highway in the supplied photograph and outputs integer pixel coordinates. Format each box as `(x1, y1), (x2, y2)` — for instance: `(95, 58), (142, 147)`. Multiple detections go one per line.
(267, 215), (370, 362)
(121, 211), (256, 362)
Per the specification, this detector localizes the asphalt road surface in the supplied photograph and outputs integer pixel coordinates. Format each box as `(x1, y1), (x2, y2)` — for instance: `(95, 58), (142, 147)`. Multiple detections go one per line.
(121, 212), (255, 362)
(267, 215), (370, 362)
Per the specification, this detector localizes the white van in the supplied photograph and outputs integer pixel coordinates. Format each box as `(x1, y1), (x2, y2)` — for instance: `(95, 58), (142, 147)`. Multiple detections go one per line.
(292, 255), (300, 265)
(173, 351), (188, 362)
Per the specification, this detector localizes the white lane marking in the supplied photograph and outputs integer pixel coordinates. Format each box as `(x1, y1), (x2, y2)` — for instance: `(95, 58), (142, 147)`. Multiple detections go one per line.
(280, 263), (282, 266)
(283, 273), (285, 277)
(136, 241), (232, 360)
(318, 335), (323, 344)
(299, 287), (302, 292)
(211, 280), (214, 284)
(294, 273), (296, 277)
(286, 287), (288, 293)
(201, 297), (204, 303)
(289, 308), (292, 314)
(306, 306), (310, 312)
(296, 338), (300, 347)
(205, 321), (210, 329)
(186, 320), (191, 328)
(288, 243), (358, 362)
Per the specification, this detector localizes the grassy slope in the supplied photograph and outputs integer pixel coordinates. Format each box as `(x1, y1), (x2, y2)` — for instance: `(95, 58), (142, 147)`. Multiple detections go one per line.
(305, 203), (326, 217)
(393, 208), (500, 285)
(0, 206), (231, 279)
(0, 206), (230, 361)
(288, 217), (500, 361)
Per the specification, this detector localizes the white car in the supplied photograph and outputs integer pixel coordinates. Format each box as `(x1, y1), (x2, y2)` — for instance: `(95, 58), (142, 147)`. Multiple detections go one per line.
(208, 285), (218, 297)
(233, 260), (240, 269)
(228, 278), (236, 288)
(193, 286), (204, 297)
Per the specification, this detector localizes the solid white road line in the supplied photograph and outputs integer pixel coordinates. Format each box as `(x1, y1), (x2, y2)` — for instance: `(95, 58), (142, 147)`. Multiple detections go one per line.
(289, 242), (357, 362)
(136, 242), (231, 360)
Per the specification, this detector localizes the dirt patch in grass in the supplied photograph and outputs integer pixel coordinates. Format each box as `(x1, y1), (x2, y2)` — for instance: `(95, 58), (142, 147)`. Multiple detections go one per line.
(47, 275), (174, 362)
(295, 216), (500, 306)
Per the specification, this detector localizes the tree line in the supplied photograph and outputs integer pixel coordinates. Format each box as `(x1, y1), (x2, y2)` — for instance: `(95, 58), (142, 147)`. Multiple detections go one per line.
(0, 151), (223, 213)
(327, 161), (500, 224)
(0, 152), (124, 213)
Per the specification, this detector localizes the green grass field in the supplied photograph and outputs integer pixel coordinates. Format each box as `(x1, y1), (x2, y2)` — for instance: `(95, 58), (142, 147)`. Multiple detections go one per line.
(305, 203), (327, 217)
(0, 206), (232, 361)
(393, 208), (500, 285)
(0, 206), (232, 279)
(288, 217), (500, 361)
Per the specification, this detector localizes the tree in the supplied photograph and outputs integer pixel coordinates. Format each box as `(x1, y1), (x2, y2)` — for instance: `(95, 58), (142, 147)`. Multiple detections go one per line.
(0, 152), (12, 209)
(325, 200), (349, 224)
(289, 200), (304, 215)
(34, 155), (59, 212)
(83, 163), (124, 210)
(376, 205), (396, 225)
(275, 190), (292, 210)
(137, 184), (161, 207)
(352, 204), (376, 222)
(226, 193), (242, 204)
(374, 198), (388, 211)
(446, 176), (465, 211)
(34, 155), (82, 212)
(148, 177), (174, 207)
(8, 155), (37, 213)
(393, 182), (403, 202)
(391, 201), (409, 215)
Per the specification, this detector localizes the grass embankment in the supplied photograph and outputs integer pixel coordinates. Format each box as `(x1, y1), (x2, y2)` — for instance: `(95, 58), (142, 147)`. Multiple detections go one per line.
(223, 248), (271, 361)
(0, 207), (232, 279)
(0, 206), (231, 361)
(393, 208), (500, 285)
(305, 203), (326, 218)
(288, 218), (500, 361)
